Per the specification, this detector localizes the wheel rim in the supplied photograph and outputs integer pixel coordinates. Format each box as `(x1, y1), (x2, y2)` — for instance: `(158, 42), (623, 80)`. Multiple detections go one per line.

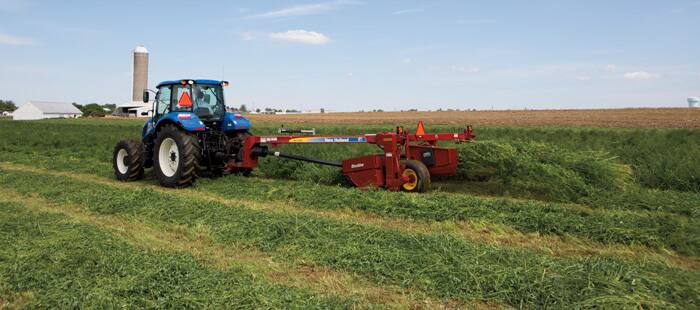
(116, 149), (128, 174)
(402, 169), (418, 191)
(158, 138), (179, 177)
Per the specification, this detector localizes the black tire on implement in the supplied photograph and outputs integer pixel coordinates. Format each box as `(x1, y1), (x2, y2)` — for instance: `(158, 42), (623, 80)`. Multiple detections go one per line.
(153, 124), (201, 187)
(400, 159), (431, 193)
(113, 139), (145, 181)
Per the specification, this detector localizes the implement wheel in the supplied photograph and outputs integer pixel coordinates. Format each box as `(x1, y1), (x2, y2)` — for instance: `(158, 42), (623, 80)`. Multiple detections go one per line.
(113, 139), (144, 181)
(400, 160), (430, 193)
(154, 125), (201, 187)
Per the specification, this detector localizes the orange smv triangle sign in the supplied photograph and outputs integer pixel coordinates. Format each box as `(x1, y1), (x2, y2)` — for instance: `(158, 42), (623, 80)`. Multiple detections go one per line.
(415, 121), (426, 135)
(179, 91), (193, 107)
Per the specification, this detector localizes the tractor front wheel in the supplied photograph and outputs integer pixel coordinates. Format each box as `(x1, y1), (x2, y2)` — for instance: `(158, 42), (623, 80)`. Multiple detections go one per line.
(113, 140), (145, 181)
(400, 160), (430, 193)
(154, 125), (201, 187)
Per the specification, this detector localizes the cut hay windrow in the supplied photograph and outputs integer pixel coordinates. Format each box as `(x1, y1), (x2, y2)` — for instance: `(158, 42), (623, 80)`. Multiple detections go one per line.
(3, 120), (700, 194)
(0, 201), (354, 308)
(453, 141), (632, 202)
(1, 149), (698, 258)
(474, 126), (700, 192)
(6, 161), (698, 272)
(0, 169), (698, 309)
(252, 138), (635, 205)
(0, 191), (450, 309)
(194, 173), (700, 258)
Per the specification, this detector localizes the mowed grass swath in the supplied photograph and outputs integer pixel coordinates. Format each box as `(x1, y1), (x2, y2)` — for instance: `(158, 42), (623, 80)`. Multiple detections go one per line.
(0, 118), (699, 308)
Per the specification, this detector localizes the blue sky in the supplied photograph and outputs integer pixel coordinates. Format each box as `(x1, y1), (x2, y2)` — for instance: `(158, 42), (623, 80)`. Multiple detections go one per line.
(1, 0), (699, 111)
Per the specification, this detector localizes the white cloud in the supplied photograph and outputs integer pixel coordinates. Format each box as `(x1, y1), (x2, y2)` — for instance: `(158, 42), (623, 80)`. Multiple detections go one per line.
(346, 72), (353, 77)
(268, 30), (330, 45)
(247, 0), (359, 19)
(624, 71), (660, 80)
(402, 57), (413, 64)
(576, 76), (592, 81)
(392, 8), (423, 15)
(604, 64), (617, 72)
(0, 32), (34, 45)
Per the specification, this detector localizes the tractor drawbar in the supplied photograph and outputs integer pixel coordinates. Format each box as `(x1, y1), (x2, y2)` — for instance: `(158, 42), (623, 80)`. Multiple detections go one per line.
(252, 146), (342, 167)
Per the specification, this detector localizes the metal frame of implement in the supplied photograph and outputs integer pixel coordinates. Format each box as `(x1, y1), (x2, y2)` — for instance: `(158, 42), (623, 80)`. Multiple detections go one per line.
(228, 122), (475, 191)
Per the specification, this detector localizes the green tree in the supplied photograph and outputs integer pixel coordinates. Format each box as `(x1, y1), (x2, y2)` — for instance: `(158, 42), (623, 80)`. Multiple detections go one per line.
(0, 100), (17, 112)
(80, 103), (106, 117)
(102, 104), (116, 112)
(239, 104), (248, 112)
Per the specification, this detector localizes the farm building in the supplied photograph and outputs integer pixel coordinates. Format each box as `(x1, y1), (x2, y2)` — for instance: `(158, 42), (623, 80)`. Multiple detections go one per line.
(12, 101), (82, 120)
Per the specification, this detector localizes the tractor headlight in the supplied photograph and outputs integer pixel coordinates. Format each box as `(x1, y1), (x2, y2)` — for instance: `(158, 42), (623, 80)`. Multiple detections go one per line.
(222, 81), (229, 86)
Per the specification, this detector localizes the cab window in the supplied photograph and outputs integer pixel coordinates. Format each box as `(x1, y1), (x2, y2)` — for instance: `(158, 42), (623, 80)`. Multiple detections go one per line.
(192, 85), (224, 120)
(155, 85), (172, 117)
(173, 85), (192, 112)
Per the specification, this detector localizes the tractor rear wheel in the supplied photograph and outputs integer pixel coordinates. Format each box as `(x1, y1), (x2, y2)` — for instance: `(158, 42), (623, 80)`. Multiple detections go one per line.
(400, 160), (430, 193)
(154, 125), (201, 187)
(113, 139), (144, 181)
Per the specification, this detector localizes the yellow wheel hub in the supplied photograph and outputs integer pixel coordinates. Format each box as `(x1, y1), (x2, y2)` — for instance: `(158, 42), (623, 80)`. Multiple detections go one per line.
(402, 169), (419, 191)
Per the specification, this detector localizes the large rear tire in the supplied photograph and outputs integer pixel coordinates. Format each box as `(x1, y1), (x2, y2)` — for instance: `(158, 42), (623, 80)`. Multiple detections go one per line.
(400, 160), (430, 193)
(153, 125), (201, 187)
(113, 140), (144, 181)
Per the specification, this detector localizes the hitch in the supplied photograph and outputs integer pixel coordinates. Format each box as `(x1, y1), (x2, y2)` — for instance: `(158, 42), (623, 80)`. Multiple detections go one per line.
(252, 145), (342, 167)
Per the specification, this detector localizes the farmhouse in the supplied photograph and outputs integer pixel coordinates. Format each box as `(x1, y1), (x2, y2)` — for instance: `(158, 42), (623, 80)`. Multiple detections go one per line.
(12, 101), (82, 120)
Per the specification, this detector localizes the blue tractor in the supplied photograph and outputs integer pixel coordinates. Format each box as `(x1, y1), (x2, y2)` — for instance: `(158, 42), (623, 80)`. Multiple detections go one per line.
(112, 79), (251, 187)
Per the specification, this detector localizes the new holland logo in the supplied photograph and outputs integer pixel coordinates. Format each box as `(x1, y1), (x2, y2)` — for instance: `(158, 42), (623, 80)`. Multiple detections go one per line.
(350, 163), (365, 169)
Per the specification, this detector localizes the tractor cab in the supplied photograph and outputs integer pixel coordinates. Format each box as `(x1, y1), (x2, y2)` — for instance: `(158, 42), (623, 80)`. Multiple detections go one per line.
(149, 79), (228, 125)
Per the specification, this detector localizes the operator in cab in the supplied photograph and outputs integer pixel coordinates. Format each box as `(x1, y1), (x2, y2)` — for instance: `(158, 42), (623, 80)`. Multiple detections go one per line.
(193, 87), (214, 117)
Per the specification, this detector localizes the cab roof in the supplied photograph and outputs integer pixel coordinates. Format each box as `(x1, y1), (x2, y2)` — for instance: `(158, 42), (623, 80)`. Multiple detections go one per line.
(156, 79), (225, 88)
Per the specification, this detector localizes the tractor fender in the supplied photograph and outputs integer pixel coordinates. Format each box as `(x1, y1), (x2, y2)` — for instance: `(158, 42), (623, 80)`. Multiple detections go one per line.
(222, 112), (251, 133)
(155, 112), (206, 134)
(142, 119), (156, 143)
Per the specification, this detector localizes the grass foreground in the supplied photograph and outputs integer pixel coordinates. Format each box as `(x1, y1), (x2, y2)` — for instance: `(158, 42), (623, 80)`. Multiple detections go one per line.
(0, 118), (698, 309)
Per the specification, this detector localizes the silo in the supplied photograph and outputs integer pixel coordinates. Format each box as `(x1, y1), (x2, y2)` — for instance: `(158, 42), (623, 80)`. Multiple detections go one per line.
(689, 97), (700, 108)
(132, 45), (149, 102)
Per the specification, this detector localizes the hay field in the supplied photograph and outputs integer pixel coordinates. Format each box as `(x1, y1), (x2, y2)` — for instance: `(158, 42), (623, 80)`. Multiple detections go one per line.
(248, 108), (700, 127)
(0, 117), (698, 308)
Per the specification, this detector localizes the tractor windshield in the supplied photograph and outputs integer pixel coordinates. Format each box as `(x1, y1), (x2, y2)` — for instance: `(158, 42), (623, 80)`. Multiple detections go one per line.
(173, 84), (225, 121)
(192, 85), (225, 121)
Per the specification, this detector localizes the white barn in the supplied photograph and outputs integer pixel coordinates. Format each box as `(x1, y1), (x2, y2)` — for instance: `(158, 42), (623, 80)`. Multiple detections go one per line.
(13, 101), (82, 120)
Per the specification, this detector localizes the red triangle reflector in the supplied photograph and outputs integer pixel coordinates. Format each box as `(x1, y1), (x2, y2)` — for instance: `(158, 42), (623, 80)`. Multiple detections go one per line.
(415, 121), (426, 135)
(179, 91), (192, 107)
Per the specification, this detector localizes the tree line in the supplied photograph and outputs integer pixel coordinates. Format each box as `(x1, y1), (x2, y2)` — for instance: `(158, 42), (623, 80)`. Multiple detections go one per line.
(72, 103), (116, 117)
(0, 100), (17, 112)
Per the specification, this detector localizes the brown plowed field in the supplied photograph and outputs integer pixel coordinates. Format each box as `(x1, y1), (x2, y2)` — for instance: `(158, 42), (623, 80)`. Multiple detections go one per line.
(248, 108), (700, 128)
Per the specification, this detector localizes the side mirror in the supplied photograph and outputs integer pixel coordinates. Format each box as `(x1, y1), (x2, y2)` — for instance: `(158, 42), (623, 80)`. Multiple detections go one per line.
(142, 91), (149, 103)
